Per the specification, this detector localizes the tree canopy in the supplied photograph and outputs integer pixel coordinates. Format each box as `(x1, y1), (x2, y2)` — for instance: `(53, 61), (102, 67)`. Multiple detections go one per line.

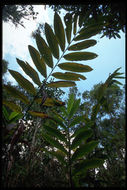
(2, 5), (38, 27)
(49, 3), (126, 39)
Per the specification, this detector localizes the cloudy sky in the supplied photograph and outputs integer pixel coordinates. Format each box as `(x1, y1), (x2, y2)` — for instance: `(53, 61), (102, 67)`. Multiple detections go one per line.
(2, 5), (125, 96)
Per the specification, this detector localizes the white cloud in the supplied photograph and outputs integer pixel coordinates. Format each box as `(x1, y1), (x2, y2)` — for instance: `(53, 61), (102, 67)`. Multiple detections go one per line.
(2, 5), (51, 85)
(2, 5), (50, 59)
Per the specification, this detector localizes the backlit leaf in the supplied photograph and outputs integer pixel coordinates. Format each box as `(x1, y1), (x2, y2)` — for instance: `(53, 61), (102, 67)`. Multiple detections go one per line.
(28, 45), (47, 78)
(47, 81), (76, 88)
(52, 72), (86, 81)
(9, 70), (36, 95)
(64, 13), (72, 44)
(71, 141), (99, 162)
(64, 52), (98, 61)
(58, 62), (93, 73)
(45, 23), (59, 59)
(36, 34), (53, 68)
(54, 12), (65, 51)
(74, 26), (101, 41)
(73, 13), (78, 35)
(3, 84), (30, 104)
(16, 58), (41, 86)
(68, 40), (97, 51)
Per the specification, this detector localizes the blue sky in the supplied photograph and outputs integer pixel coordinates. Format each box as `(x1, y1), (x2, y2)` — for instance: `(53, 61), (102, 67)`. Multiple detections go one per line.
(3, 5), (125, 97)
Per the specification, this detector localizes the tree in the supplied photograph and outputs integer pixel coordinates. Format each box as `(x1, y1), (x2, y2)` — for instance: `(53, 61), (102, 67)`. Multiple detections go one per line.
(48, 3), (126, 39)
(68, 82), (125, 187)
(2, 59), (9, 85)
(2, 5), (38, 27)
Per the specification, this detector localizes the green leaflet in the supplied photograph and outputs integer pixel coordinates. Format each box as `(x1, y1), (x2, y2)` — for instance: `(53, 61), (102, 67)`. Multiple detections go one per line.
(3, 84), (30, 104)
(2, 106), (9, 122)
(71, 127), (91, 138)
(52, 113), (67, 131)
(58, 62), (93, 73)
(74, 26), (102, 41)
(9, 70), (36, 95)
(16, 58), (41, 86)
(42, 133), (67, 154)
(71, 129), (93, 150)
(43, 124), (66, 143)
(73, 13), (78, 35)
(64, 52), (98, 61)
(112, 80), (123, 86)
(67, 93), (75, 115)
(91, 104), (100, 121)
(3, 100), (22, 113)
(69, 115), (85, 127)
(114, 76), (125, 79)
(72, 158), (104, 176)
(52, 72), (86, 81)
(43, 148), (66, 165)
(8, 112), (23, 123)
(45, 23), (59, 59)
(68, 99), (80, 119)
(71, 141), (99, 162)
(64, 13), (72, 44)
(28, 45), (47, 78)
(47, 81), (76, 88)
(68, 40), (97, 51)
(36, 34), (53, 68)
(28, 111), (50, 118)
(54, 12), (65, 51)
(78, 13), (85, 27)
(35, 97), (65, 107)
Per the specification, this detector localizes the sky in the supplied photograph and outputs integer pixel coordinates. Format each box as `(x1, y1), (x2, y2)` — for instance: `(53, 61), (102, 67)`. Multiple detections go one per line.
(2, 5), (125, 98)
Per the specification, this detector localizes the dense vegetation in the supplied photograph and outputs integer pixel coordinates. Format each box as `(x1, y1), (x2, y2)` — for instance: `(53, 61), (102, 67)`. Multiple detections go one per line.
(2, 6), (125, 187)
